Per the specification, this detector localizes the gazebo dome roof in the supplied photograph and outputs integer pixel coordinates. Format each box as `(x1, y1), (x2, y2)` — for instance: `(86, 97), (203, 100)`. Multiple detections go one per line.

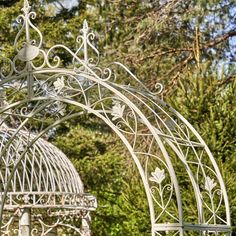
(0, 125), (96, 211)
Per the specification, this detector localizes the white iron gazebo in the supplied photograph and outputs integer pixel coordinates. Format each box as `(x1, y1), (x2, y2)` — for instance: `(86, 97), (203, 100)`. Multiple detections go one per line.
(0, 124), (96, 235)
(0, 0), (231, 235)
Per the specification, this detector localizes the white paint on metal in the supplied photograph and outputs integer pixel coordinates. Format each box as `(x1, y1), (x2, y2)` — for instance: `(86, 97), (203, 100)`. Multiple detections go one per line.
(19, 208), (31, 236)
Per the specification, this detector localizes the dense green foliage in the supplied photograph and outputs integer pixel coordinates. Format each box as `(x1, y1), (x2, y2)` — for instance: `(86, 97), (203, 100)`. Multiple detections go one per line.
(54, 121), (150, 235)
(0, 0), (235, 235)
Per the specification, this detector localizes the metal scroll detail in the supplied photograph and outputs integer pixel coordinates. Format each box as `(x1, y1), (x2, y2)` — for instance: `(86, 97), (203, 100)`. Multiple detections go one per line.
(1, 209), (92, 236)
(0, 1), (231, 236)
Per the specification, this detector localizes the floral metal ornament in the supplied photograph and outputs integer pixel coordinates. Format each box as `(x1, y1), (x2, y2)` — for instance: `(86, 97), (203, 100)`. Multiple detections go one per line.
(0, 0), (231, 235)
(149, 168), (165, 184)
(111, 101), (126, 121)
(205, 176), (217, 193)
(53, 76), (65, 93)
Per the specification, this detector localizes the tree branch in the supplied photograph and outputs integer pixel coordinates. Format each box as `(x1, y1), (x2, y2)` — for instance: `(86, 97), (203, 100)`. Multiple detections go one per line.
(203, 30), (236, 49)
(138, 30), (236, 63)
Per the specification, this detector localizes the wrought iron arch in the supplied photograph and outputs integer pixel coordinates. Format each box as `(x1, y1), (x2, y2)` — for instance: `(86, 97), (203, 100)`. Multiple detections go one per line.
(0, 1), (231, 235)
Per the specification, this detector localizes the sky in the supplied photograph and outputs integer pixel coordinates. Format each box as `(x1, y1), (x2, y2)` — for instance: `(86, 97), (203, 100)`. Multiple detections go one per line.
(43, 0), (79, 16)
(54, 0), (79, 10)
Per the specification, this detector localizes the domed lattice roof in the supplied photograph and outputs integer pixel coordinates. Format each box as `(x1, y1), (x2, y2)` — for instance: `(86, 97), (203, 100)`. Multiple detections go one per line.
(0, 124), (96, 211)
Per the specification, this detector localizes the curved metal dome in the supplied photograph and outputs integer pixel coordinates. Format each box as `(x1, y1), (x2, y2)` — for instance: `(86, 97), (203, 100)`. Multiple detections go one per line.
(0, 124), (96, 210)
(0, 124), (96, 236)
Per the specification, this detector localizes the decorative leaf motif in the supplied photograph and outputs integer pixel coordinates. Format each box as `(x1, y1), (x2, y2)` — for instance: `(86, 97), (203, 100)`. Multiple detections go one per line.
(111, 102), (125, 121)
(205, 176), (217, 192)
(149, 167), (165, 184)
(56, 102), (66, 116)
(53, 76), (65, 93)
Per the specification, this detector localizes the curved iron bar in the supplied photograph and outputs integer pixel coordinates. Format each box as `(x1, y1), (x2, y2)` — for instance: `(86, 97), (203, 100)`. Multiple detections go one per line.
(0, 66), (231, 235)
(0, 96), (169, 236)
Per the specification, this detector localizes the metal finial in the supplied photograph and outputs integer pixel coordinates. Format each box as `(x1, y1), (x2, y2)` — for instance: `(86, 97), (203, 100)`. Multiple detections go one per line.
(83, 20), (89, 31)
(23, 0), (31, 13)
(81, 20), (89, 35)
(24, 0), (29, 7)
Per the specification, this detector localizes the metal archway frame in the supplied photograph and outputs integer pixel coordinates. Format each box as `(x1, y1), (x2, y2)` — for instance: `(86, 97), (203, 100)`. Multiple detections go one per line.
(0, 1), (231, 235)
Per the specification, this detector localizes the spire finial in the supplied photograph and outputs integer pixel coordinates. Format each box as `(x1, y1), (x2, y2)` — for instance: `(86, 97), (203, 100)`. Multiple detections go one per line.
(24, 0), (29, 7)
(83, 20), (88, 30)
(81, 20), (89, 35)
(23, 0), (31, 14)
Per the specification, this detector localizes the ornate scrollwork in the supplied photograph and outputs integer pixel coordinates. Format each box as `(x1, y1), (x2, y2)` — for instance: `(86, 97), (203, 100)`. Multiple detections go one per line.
(1, 209), (92, 236)
(75, 20), (100, 68)
(15, 1), (43, 53)
(110, 100), (137, 134)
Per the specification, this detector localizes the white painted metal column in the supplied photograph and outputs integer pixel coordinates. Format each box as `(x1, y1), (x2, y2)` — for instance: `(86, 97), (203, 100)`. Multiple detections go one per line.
(19, 208), (31, 236)
(81, 217), (91, 236)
